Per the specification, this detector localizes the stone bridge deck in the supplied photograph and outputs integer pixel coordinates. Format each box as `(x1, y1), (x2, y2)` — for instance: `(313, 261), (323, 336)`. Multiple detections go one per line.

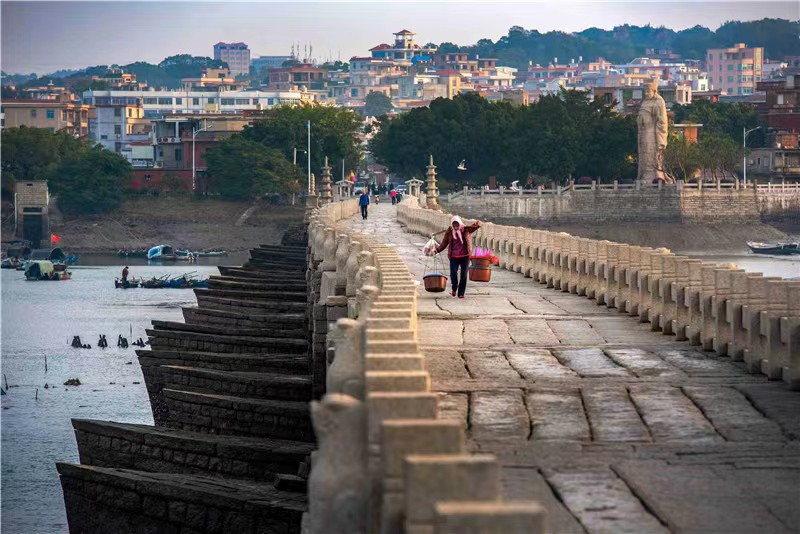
(345, 203), (800, 533)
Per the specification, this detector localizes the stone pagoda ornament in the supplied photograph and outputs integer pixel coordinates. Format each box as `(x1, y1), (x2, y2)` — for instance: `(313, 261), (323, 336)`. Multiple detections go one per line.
(319, 157), (333, 204)
(425, 155), (440, 210)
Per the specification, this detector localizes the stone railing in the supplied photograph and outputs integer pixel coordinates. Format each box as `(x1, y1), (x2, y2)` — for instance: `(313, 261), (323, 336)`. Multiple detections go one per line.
(398, 197), (800, 390)
(304, 198), (547, 533)
(443, 182), (800, 224)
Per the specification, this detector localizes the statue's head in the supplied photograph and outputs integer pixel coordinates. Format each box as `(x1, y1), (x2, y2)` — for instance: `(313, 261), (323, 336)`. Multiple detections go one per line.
(645, 79), (659, 98)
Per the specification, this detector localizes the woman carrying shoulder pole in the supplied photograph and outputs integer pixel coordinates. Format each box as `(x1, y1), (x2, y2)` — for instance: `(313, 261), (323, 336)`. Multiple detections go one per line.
(435, 215), (481, 298)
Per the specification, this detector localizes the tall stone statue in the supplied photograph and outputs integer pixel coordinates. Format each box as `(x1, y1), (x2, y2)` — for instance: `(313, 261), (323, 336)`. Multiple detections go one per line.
(637, 79), (668, 185)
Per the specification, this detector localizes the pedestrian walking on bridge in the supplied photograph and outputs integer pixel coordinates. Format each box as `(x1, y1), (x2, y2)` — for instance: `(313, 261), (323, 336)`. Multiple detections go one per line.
(435, 215), (481, 298)
(358, 189), (370, 220)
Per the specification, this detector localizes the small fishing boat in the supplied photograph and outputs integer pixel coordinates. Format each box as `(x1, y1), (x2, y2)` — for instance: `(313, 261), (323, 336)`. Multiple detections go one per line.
(24, 260), (72, 281)
(147, 245), (177, 261)
(114, 278), (142, 289)
(746, 241), (800, 256)
(1, 257), (21, 269)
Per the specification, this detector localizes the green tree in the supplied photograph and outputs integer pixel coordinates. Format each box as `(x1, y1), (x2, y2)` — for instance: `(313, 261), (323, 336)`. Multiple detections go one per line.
(698, 133), (743, 180)
(240, 103), (363, 179)
(672, 100), (767, 147)
(1, 127), (131, 212)
(369, 90), (635, 187)
(205, 136), (299, 200)
(364, 91), (394, 118)
(55, 146), (131, 214)
(663, 133), (701, 182)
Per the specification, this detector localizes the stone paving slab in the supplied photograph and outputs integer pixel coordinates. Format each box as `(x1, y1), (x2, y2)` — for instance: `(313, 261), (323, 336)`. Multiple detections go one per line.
(548, 320), (607, 345)
(546, 467), (669, 534)
(419, 320), (463, 346)
(616, 461), (794, 533)
(470, 390), (530, 441)
(343, 204), (799, 533)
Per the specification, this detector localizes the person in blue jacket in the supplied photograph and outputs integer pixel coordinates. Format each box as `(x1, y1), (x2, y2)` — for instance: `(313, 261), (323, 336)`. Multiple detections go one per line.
(358, 189), (370, 220)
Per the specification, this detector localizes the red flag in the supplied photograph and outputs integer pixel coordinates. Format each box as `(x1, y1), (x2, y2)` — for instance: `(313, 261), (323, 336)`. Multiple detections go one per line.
(51, 234), (62, 244)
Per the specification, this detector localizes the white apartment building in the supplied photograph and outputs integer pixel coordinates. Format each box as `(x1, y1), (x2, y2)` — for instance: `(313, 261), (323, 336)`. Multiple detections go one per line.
(82, 89), (315, 117)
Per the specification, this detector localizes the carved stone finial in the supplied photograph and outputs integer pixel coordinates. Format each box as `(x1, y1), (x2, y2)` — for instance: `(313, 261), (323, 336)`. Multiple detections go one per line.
(309, 393), (368, 534)
(326, 318), (365, 399)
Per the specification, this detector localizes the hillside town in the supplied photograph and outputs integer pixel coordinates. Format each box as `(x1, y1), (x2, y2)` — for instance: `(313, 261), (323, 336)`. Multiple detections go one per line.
(3, 28), (799, 190)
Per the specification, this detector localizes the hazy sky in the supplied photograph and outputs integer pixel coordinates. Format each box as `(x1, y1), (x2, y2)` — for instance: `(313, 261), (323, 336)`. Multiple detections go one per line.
(2, 1), (797, 74)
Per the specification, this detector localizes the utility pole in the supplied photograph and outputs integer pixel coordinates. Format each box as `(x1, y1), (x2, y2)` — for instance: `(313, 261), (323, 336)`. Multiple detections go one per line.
(743, 126), (761, 186)
(192, 119), (214, 194)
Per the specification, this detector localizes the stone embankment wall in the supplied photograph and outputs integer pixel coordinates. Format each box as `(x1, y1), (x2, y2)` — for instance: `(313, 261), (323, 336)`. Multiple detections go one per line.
(399, 198), (800, 390)
(444, 186), (800, 224)
(305, 200), (546, 533)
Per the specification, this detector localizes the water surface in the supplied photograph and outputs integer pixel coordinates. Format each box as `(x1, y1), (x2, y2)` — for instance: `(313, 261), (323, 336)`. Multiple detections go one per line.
(1, 265), (219, 533)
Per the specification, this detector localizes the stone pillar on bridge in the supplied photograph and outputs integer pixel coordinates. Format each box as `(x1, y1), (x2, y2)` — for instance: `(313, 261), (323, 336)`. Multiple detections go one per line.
(319, 157), (333, 205)
(425, 155), (440, 210)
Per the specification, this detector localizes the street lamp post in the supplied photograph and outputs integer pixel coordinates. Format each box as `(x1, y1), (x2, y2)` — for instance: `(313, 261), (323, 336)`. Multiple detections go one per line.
(192, 119), (214, 193)
(743, 126), (761, 186)
(307, 120), (312, 193)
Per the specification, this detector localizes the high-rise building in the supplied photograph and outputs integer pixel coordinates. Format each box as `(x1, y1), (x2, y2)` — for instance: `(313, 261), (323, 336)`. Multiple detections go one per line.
(213, 42), (251, 77)
(705, 43), (763, 96)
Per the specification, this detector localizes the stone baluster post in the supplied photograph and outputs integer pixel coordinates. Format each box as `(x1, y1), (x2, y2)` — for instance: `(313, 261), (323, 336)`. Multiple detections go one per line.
(327, 318), (366, 399)
(345, 241), (363, 298)
(711, 268), (746, 356)
(595, 240), (612, 305)
(309, 393), (368, 534)
(335, 234), (351, 295)
(742, 276), (782, 372)
(723, 271), (761, 360)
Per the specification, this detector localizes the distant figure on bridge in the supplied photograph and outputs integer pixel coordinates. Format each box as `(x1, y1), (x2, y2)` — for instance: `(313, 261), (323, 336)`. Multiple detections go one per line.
(358, 190), (370, 220)
(390, 188), (397, 205)
(435, 215), (481, 298)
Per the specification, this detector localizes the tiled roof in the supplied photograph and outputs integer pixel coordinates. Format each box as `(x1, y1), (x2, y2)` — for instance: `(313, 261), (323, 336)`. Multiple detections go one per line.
(394, 29), (415, 35)
(370, 43), (392, 51)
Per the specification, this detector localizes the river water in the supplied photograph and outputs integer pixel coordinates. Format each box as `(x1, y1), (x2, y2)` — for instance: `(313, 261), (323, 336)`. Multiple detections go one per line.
(0, 263), (222, 533)
(1, 252), (798, 533)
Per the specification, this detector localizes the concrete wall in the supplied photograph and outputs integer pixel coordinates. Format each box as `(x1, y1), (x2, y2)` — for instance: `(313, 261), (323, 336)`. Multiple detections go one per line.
(398, 198), (800, 392)
(444, 186), (800, 224)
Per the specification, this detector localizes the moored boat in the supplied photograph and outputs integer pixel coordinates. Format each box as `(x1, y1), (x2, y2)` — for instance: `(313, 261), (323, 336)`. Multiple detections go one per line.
(147, 245), (177, 261)
(24, 260), (72, 281)
(746, 241), (800, 256)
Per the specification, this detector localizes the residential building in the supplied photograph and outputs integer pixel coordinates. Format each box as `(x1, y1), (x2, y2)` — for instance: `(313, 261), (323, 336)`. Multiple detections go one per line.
(181, 68), (247, 91)
(83, 89), (314, 117)
(471, 66), (517, 88)
(757, 74), (800, 135)
(133, 114), (252, 191)
(369, 30), (436, 66)
(348, 57), (404, 98)
(213, 42), (251, 77)
(1, 93), (91, 137)
(435, 53), (479, 73)
(705, 43), (763, 96)
(267, 64), (328, 91)
(89, 100), (151, 157)
(524, 61), (580, 82)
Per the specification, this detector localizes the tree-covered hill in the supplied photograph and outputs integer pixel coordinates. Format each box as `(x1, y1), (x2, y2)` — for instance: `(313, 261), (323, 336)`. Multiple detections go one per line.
(439, 18), (798, 69)
(12, 54), (228, 90)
